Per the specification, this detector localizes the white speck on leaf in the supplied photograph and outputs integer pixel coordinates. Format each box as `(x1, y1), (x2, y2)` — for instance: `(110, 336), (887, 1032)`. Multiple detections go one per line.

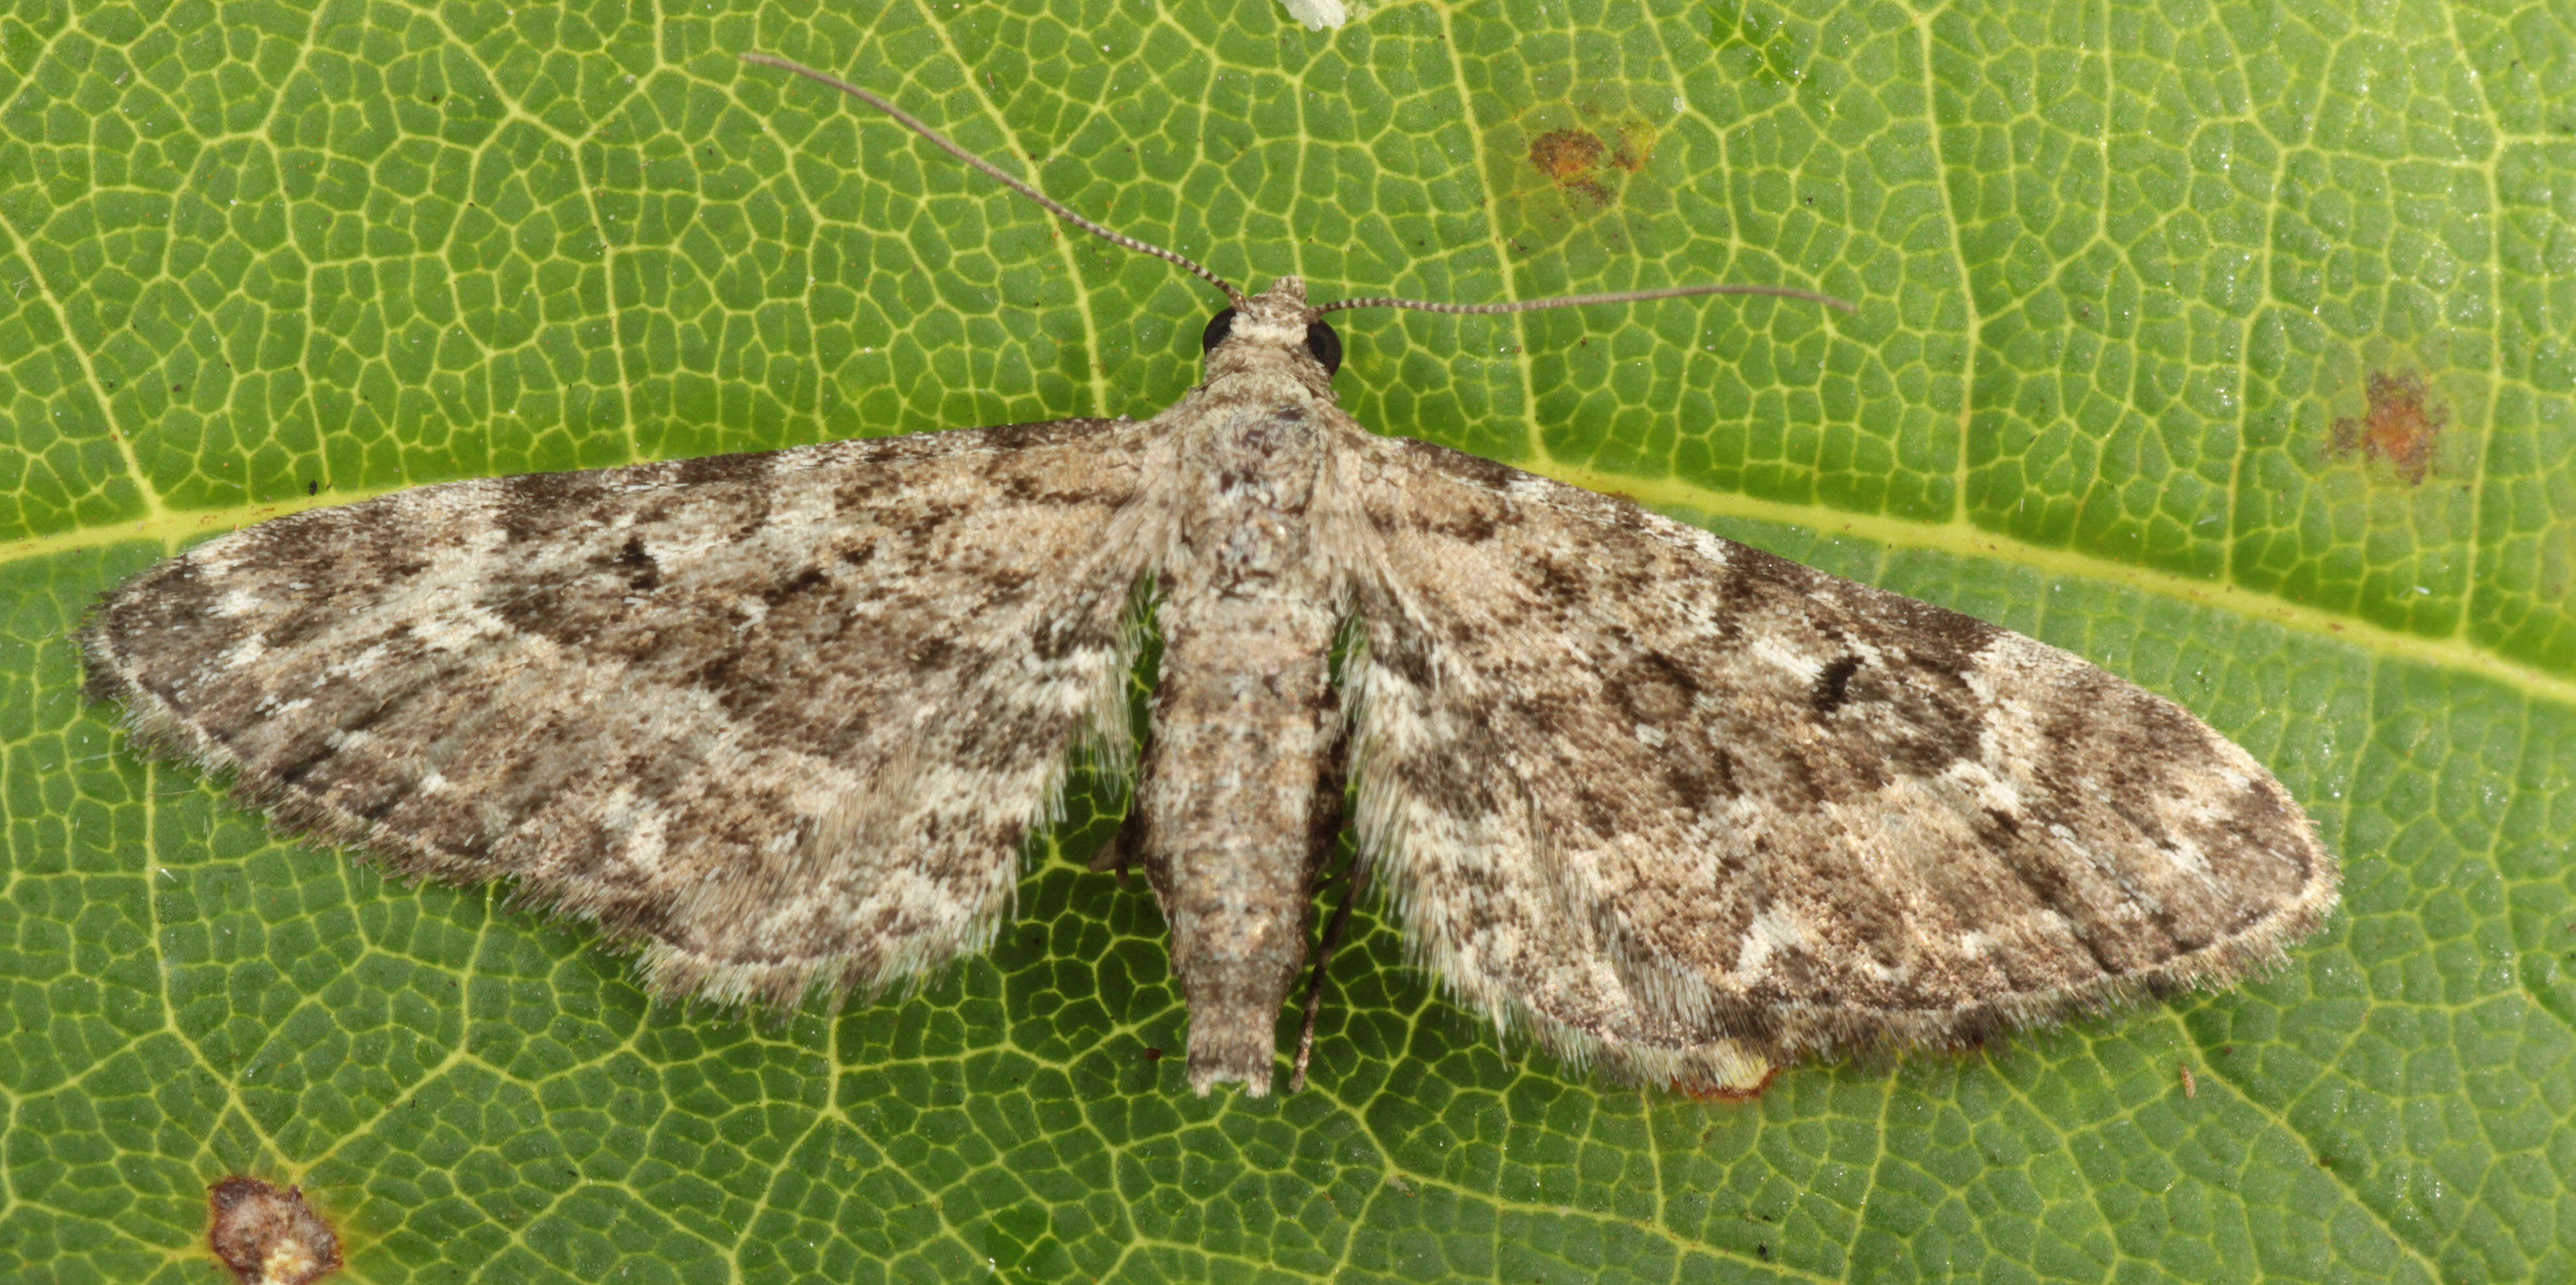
(1281, 0), (1352, 29)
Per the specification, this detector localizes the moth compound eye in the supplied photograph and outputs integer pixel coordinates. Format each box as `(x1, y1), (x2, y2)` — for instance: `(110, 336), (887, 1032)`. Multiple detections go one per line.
(1200, 308), (1237, 354)
(1304, 320), (1342, 376)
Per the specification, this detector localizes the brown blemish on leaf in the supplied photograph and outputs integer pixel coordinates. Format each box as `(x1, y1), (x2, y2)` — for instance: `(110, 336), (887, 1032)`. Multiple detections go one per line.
(1528, 121), (1659, 207)
(207, 1177), (342, 1285)
(1530, 128), (1610, 204)
(2329, 370), (2446, 483)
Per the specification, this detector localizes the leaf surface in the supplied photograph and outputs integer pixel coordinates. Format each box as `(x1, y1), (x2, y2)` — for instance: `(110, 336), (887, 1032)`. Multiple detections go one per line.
(3, 1), (2570, 1282)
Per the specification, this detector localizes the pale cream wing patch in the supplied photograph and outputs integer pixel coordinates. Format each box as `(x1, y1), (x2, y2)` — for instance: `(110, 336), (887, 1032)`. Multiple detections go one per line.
(1323, 430), (2336, 1087)
(83, 419), (1171, 1007)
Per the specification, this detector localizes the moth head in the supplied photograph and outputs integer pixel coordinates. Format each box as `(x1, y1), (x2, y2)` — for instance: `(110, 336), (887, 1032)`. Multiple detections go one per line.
(1200, 276), (1342, 381)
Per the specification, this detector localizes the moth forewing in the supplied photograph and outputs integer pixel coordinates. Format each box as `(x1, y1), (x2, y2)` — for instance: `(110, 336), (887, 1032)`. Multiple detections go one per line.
(1310, 424), (2334, 1088)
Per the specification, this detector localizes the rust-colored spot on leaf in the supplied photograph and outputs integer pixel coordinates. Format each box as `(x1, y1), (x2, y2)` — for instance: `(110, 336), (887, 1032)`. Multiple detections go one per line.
(1676, 1061), (1783, 1102)
(2329, 370), (2446, 484)
(1530, 128), (1612, 205)
(208, 1177), (342, 1285)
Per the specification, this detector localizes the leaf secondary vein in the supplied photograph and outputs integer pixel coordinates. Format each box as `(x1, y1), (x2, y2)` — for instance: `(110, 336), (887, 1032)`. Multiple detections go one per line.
(20, 460), (2575, 715)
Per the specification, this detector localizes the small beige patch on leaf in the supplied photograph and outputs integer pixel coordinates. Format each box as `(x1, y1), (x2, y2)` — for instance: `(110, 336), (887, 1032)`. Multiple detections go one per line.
(207, 1177), (342, 1285)
(1606, 121), (1656, 173)
(1671, 1042), (1783, 1101)
(2329, 370), (2446, 484)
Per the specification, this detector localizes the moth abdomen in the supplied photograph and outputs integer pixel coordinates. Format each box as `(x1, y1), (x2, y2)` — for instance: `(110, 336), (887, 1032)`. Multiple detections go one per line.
(1136, 599), (1344, 1097)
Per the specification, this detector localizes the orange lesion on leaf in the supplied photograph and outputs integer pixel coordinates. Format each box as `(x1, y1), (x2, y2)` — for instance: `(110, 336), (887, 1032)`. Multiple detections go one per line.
(1530, 128), (1611, 205)
(1527, 117), (1659, 209)
(2329, 370), (2446, 484)
(208, 1177), (342, 1285)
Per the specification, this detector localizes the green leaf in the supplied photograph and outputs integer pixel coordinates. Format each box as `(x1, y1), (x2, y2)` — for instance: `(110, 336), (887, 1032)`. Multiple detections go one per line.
(3, 1), (2569, 1282)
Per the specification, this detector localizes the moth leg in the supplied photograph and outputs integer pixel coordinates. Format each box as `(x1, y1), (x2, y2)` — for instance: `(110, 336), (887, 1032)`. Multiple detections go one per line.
(1288, 857), (1365, 1094)
(1086, 812), (1141, 887)
(1086, 718), (1159, 889)
(1287, 722), (1355, 1093)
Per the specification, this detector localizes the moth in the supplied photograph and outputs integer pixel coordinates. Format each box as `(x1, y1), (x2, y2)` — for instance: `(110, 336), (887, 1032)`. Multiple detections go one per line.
(80, 52), (2337, 1097)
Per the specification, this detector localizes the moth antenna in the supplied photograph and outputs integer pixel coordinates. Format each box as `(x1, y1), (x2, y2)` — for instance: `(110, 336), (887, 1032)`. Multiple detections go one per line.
(741, 52), (1248, 308)
(1318, 281), (1858, 316)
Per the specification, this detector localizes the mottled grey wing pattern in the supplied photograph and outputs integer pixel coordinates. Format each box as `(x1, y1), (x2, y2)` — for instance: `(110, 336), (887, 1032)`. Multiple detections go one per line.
(1329, 432), (2337, 1087)
(82, 418), (1166, 1007)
